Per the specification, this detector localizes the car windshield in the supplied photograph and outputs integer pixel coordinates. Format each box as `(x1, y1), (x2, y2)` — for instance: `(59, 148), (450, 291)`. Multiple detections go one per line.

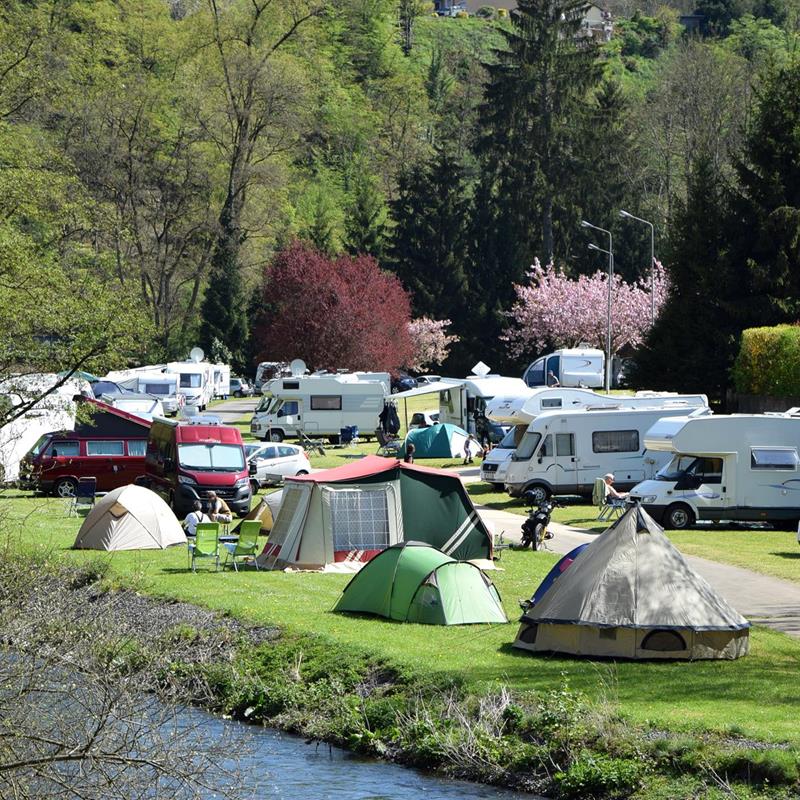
(512, 432), (541, 461)
(656, 455), (698, 481)
(29, 435), (50, 456)
(244, 445), (261, 459)
(178, 443), (244, 471)
(179, 373), (202, 389)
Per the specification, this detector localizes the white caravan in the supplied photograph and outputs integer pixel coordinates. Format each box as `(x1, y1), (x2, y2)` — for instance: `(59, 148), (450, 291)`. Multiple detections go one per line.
(211, 363), (231, 399)
(165, 361), (213, 411)
(480, 389), (709, 486)
(250, 373), (387, 442)
(0, 374), (87, 483)
(107, 370), (181, 415)
(435, 375), (529, 434)
(522, 347), (605, 389)
(499, 405), (712, 501)
(629, 413), (800, 530)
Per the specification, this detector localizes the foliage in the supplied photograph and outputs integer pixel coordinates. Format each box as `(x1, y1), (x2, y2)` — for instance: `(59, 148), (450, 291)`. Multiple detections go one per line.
(732, 325), (800, 395)
(504, 260), (669, 356)
(253, 241), (412, 371)
(554, 751), (643, 799)
(617, 10), (680, 60)
(406, 318), (459, 371)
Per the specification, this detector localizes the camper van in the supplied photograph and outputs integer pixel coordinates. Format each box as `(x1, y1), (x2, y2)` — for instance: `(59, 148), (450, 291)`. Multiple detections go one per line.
(20, 398), (150, 496)
(250, 373), (387, 442)
(499, 405), (712, 501)
(165, 360), (213, 411)
(144, 417), (251, 517)
(522, 347), (605, 389)
(629, 413), (800, 529)
(480, 389), (709, 486)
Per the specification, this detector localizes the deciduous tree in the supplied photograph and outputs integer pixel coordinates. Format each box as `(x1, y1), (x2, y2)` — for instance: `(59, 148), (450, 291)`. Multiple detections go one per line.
(406, 318), (459, 371)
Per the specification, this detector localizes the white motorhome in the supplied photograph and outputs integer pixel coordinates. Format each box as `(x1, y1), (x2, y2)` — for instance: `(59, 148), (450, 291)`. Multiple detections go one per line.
(480, 389), (709, 486)
(629, 413), (800, 529)
(165, 361), (213, 411)
(499, 405), (712, 501)
(0, 374), (87, 483)
(107, 370), (181, 415)
(438, 375), (530, 434)
(250, 373), (387, 442)
(522, 347), (605, 389)
(211, 364), (231, 400)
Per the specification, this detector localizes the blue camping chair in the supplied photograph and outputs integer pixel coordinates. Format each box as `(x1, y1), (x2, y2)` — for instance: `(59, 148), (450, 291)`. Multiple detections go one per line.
(67, 477), (97, 517)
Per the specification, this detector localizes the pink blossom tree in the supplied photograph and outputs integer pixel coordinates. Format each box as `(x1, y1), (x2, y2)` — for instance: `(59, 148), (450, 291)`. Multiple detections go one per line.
(406, 318), (459, 371)
(504, 260), (669, 357)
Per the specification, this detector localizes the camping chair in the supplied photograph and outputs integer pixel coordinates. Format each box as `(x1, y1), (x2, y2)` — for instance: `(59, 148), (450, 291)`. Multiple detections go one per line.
(223, 519), (261, 572)
(188, 522), (220, 572)
(593, 477), (625, 521)
(67, 477), (97, 517)
(375, 428), (402, 457)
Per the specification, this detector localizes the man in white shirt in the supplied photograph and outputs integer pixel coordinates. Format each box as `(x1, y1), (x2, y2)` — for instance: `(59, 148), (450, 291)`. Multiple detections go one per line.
(183, 501), (210, 536)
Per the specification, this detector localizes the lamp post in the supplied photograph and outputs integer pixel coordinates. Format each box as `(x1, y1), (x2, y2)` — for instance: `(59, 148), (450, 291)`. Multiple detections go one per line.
(619, 210), (656, 325)
(581, 220), (614, 392)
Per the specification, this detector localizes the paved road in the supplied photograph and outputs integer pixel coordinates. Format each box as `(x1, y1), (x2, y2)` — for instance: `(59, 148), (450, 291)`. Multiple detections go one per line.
(212, 399), (800, 637)
(476, 504), (800, 638)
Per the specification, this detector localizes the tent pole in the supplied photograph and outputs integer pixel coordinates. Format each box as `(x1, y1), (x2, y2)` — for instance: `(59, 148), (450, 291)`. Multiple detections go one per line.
(403, 399), (408, 434)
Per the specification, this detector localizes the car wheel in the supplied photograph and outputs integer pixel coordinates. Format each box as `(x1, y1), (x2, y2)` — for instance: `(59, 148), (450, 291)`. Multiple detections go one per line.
(234, 390), (243, 398)
(665, 503), (694, 530)
(269, 430), (284, 443)
(524, 484), (550, 506)
(488, 482), (503, 490)
(296, 470), (308, 476)
(54, 478), (78, 498)
(250, 479), (260, 494)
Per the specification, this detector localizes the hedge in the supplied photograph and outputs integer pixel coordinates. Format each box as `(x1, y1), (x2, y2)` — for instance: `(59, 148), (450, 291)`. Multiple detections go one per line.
(732, 325), (800, 396)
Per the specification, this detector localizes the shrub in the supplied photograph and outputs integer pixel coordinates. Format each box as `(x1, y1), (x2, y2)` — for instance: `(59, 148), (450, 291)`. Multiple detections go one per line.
(733, 324), (800, 395)
(713, 748), (799, 787)
(476, 5), (495, 17)
(554, 751), (642, 799)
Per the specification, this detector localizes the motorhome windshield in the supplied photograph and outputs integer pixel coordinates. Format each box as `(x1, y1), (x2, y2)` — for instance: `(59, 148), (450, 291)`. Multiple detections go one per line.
(143, 382), (172, 396)
(512, 432), (542, 461)
(179, 373), (202, 389)
(656, 455), (697, 481)
(178, 443), (244, 471)
(498, 425), (527, 450)
(255, 396), (273, 413)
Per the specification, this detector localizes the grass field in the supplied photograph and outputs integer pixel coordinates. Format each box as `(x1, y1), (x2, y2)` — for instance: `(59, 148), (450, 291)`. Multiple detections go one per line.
(6, 490), (800, 746)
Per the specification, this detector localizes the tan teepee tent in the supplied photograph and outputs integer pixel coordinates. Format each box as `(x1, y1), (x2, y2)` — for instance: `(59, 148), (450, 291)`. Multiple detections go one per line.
(513, 505), (749, 660)
(74, 484), (187, 551)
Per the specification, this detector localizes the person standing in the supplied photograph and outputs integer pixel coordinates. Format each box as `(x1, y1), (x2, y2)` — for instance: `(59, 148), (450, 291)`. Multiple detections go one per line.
(404, 442), (415, 464)
(463, 434), (478, 465)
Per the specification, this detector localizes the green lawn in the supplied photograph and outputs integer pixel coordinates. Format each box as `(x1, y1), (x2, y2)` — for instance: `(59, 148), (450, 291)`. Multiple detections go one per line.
(6, 491), (800, 745)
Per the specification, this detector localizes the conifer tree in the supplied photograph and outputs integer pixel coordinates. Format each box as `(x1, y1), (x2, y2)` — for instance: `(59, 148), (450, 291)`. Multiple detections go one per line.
(343, 171), (387, 260)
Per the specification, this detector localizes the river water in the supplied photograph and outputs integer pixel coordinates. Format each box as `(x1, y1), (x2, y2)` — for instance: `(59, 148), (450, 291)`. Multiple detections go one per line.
(198, 709), (538, 800)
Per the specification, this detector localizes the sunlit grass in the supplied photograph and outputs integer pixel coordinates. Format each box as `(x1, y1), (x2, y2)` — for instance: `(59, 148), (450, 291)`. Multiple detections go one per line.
(4, 491), (800, 744)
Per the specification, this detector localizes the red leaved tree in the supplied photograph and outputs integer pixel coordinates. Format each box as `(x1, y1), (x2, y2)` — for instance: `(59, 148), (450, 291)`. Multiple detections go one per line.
(254, 241), (413, 371)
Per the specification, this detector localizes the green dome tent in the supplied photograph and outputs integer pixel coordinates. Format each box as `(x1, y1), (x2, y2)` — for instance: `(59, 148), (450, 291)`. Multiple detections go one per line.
(402, 424), (471, 458)
(334, 541), (508, 625)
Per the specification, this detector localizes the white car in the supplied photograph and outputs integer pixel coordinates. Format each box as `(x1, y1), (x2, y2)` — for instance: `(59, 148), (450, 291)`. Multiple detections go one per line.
(409, 410), (440, 429)
(245, 443), (311, 490)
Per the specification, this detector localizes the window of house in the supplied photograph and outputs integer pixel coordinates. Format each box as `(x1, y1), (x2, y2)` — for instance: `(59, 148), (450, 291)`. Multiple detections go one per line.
(592, 430), (640, 453)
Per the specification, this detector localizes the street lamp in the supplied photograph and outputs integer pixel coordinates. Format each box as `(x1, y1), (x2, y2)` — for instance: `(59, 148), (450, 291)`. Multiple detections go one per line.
(619, 210), (656, 325)
(582, 220), (614, 392)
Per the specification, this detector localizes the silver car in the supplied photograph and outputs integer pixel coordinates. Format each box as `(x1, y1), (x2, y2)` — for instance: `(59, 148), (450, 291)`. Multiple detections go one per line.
(244, 443), (311, 491)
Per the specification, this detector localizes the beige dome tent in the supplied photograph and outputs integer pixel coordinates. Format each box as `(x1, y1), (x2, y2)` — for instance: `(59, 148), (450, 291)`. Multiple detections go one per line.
(513, 505), (749, 660)
(74, 485), (187, 551)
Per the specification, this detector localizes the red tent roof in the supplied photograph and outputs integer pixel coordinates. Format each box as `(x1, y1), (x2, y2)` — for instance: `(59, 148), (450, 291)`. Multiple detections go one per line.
(289, 454), (459, 484)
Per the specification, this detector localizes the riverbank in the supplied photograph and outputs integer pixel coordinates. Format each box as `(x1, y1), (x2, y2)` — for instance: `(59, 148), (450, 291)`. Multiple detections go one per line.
(3, 526), (799, 798)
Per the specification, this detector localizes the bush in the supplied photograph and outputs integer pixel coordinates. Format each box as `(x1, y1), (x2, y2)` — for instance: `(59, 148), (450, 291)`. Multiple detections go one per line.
(554, 751), (642, 799)
(476, 5), (495, 17)
(732, 324), (800, 395)
(713, 748), (799, 787)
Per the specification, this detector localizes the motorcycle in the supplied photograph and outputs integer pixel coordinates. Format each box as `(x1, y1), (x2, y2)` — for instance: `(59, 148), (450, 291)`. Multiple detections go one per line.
(519, 494), (564, 550)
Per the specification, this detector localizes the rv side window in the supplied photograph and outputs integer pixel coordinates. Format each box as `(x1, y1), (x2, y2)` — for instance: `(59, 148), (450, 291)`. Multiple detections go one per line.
(592, 430), (640, 453)
(750, 448), (799, 470)
(540, 435), (553, 457)
(283, 381), (300, 390)
(144, 383), (170, 396)
(513, 432), (541, 460)
(48, 441), (79, 457)
(179, 373), (202, 388)
(87, 440), (124, 456)
(127, 441), (147, 457)
(440, 390), (454, 413)
(310, 395), (342, 411)
(524, 358), (545, 387)
(541, 398), (562, 409)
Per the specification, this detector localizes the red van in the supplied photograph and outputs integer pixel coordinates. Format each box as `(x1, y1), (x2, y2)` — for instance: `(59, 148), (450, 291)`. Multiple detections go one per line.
(21, 398), (151, 496)
(143, 418), (252, 517)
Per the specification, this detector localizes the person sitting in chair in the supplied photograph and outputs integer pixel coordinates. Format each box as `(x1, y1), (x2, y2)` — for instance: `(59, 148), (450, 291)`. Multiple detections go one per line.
(183, 501), (210, 536)
(207, 491), (232, 524)
(603, 473), (627, 500)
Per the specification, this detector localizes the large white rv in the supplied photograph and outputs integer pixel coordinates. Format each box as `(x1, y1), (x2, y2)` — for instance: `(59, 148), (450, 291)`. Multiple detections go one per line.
(499, 405), (712, 501)
(165, 360), (213, 411)
(480, 390), (709, 486)
(629, 413), (800, 529)
(250, 373), (387, 442)
(437, 375), (529, 434)
(522, 347), (605, 389)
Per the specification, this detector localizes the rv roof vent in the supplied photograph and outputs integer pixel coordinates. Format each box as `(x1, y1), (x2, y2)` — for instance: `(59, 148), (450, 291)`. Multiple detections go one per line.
(290, 358), (307, 377)
(586, 403), (621, 411)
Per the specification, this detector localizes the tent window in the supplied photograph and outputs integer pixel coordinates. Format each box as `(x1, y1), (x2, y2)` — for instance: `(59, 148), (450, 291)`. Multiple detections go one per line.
(329, 490), (390, 551)
(641, 629), (687, 651)
(518, 623), (538, 644)
(271, 485), (304, 541)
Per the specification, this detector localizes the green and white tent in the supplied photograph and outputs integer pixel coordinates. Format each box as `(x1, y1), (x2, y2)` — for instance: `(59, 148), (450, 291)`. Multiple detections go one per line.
(335, 541), (508, 625)
(257, 455), (493, 571)
(402, 423), (472, 458)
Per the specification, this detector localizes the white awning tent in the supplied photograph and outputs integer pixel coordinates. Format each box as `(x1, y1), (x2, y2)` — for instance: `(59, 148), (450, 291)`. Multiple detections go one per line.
(513, 505), (750, 660)
(74, 485), (187, 551)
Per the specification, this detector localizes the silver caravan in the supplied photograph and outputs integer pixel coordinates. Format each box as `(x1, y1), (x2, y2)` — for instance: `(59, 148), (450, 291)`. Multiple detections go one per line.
(522, 347), (604, 389)
(480, 390), (709, 486)
(499, 405), (711, 502)
(250, 373), (386, 442)
(629, 413), (800, 529)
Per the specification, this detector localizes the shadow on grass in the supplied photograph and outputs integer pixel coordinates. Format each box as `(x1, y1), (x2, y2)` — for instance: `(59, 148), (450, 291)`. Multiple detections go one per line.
(770, 552), (800, 560)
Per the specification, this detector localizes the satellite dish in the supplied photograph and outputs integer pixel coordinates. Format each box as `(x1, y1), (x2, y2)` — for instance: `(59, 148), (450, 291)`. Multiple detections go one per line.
(189, 347), (205, 363)
(471, 361), (491, 377)
(290, 358), (307, 377)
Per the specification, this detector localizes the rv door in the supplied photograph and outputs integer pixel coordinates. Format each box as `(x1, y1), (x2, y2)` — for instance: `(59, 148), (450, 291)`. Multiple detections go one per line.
(536, 430), (577, 492)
